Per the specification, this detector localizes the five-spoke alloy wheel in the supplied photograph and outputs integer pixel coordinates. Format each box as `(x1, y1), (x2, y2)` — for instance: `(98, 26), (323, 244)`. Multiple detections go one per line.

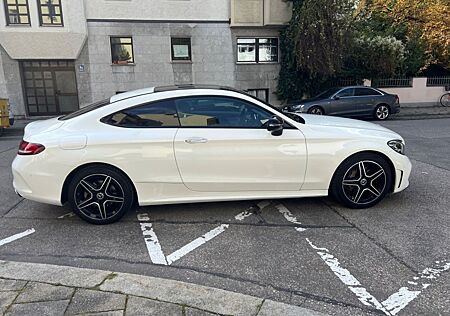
(374, 104), (390, 120)
(68, 166), (134, 224)
(331, 153), (392, 208)
(308, 106), (324, 115)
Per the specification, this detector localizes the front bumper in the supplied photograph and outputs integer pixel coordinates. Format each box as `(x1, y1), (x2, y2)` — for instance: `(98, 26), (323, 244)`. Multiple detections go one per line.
(392, 154), (411, 193)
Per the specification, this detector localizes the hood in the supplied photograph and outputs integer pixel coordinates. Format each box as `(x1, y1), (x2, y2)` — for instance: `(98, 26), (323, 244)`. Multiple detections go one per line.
(23, 117), (64, 140)
(288, 97), (321, 106)
(295, 114), (394, 133)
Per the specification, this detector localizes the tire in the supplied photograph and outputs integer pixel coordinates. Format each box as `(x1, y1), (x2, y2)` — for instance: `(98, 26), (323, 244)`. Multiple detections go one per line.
(330, 153), (393, 209)
(308, 106), (324, 115)
(68, 165), (135, 224)
(374, 104), (390, 120)
(440, 93), (450, 107)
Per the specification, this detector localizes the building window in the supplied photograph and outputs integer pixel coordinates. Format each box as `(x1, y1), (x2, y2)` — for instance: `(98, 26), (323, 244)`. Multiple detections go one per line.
(247, 89), (269, 102)
(171, 38), (191, 61)
(237, 38), (278, 63)
(3, 0), (30, 25)
(110, 37), (134, 64)
(38, 0), (63, 26)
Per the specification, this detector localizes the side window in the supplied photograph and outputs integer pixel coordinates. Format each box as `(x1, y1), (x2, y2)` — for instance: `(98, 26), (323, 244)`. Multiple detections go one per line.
(174, 96), (272, 128)
(103, 99), (180, 128)
(355, 88), (381, 96)
(336, 88), (354, 98)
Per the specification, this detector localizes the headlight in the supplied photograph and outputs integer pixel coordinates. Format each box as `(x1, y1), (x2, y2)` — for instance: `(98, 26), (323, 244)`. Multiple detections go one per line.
(292, 104), (305, 112)
(388, 139), (405, 155)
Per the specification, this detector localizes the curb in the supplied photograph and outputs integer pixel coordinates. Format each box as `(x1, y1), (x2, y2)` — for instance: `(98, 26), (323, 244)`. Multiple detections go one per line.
(0, 260), (326, 316)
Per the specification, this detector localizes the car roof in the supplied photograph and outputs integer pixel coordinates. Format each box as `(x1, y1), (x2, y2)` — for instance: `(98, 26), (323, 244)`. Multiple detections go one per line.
(110, 84), (244, 103)
(336, 86), (379, 90)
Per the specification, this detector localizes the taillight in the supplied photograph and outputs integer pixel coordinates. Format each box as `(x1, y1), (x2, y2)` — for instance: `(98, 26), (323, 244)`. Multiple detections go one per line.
(18, 140), (45, 155)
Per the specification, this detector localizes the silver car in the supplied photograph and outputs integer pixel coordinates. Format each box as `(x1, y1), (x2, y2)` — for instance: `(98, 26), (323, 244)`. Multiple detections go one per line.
(283, 86), (400, 120)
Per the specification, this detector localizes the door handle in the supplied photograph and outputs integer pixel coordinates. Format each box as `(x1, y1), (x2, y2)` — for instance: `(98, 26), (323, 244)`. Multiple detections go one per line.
(185, 137), (208, 144)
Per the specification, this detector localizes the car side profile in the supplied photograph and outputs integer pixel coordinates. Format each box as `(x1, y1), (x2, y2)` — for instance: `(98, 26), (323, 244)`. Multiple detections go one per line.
(12, 85), (411, 224)
(283, 86), (400, 120)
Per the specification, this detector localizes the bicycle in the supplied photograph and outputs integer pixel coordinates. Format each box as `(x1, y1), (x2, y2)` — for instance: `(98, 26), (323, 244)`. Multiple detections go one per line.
(440, 85), (450, 107)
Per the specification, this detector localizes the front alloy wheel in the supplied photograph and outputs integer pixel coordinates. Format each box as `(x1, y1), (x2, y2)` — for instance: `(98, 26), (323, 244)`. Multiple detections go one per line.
(330, 153), (392, 208)
(68, 166), (134, 224)
(308, 106), (324, 115)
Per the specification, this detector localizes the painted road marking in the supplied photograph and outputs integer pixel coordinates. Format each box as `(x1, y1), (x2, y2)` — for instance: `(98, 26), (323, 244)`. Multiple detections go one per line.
(57, 212), (76, 219)
(0, 229), (35, 247)
(138, 216), (231, 266)
(165, 224), (229, 265)
(275, 204), (307, 232)
(138, 201), (271, 265)
(306, 238), (450, 315)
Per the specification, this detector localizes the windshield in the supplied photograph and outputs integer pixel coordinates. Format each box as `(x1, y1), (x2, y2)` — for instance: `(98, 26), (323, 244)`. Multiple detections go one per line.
(315, 87), (341, 99)
(58, 99), (110, 121)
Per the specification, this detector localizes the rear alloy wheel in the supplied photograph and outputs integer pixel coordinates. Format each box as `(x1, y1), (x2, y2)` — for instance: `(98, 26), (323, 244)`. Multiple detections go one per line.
(374, 104), (390, 120)
(308, 106), (324, 115)
(330, 153), (392, 209)
(68, 166), (134, 224)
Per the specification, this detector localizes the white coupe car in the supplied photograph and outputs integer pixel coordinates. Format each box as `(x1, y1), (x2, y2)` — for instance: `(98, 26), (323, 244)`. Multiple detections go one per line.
(12, 85), (411, 224)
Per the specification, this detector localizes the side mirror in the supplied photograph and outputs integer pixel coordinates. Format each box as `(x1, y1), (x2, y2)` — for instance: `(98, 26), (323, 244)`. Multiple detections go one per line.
(267, 116), (284, 136)
(333, 95), (340, 100)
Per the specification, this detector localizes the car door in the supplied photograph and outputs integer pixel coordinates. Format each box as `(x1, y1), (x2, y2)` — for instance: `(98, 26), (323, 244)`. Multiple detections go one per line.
(353, 87), (382, 115)
(99, 99), (182, 186)
(327, 88), (355, 116)
(173, 95), (307, 192)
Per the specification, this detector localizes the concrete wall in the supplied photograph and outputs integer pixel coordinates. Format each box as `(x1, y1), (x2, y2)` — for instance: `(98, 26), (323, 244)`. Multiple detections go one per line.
(0, 0), (87, 59)
(365, 78), (447, 107)
(79, 22), (236, 105)
(230, 0), (292, 26)
(85, 0), (230, 21)
(0, 46), (25, 116)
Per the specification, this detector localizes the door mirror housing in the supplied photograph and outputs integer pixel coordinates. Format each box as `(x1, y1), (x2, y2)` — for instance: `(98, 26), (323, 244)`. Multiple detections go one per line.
(267, 116), (284, 136)
(333, 95), (340, 100)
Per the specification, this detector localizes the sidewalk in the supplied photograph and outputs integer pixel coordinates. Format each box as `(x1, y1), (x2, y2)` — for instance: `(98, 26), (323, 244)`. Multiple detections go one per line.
(395, 105), (450, 120)
(0, 260), (325, 316)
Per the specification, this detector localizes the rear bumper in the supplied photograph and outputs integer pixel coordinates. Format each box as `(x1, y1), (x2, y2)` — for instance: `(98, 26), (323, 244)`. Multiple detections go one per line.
(12, 155), (63, 206)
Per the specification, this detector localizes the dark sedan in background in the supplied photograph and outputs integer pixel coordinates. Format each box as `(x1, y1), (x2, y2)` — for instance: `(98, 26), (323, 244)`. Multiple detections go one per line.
(283, 86), (400, 120)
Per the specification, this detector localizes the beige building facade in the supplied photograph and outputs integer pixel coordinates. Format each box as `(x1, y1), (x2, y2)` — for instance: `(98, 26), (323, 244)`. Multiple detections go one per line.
(0, 0), (291, 117)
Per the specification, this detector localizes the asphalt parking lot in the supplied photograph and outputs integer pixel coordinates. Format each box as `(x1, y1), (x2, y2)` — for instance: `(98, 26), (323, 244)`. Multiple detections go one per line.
(0, 118), (449, 316)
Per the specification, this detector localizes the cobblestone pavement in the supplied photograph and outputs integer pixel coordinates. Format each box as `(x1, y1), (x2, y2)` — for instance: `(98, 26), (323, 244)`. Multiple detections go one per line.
(0, 260), (324, 316)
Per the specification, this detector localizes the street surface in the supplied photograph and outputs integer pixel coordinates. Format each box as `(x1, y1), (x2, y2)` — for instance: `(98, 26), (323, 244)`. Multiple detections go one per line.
(0, 118), (449, 315)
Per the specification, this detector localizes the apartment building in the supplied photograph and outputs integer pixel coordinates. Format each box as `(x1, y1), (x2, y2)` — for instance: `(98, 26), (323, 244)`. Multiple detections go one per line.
(0, 0), (291, 117)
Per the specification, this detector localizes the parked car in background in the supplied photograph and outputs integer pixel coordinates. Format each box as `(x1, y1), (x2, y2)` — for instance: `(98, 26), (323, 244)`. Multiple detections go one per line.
(283, 86), (400, 120)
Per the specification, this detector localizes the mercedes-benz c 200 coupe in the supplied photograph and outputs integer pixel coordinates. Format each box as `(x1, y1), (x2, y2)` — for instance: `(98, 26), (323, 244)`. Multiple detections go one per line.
(12, 85), (411, 224)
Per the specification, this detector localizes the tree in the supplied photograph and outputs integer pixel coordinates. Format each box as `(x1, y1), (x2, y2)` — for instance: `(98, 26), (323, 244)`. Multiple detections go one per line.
(362, 0), (450, 68)
(277, 0), (355, 100)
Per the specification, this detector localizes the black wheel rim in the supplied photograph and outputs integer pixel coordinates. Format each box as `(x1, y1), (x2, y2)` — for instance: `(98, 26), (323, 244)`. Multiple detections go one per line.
(74, 174), (125, 220)
(342, 160), (387, 205)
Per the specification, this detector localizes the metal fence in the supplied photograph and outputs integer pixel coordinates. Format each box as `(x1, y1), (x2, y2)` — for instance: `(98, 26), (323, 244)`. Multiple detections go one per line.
(329, 78), (362, 87)
(371, 78), (413, 88)
(426, 77), (450, 87)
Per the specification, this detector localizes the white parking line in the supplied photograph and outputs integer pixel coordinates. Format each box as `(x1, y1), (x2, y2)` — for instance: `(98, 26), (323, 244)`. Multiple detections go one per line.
(138, 213), (233, 266)
(166, 224), (229, 265)
(275, 204), (307, 232)
(57, 212), (76, 219)
(0, 229), (35, 247)
(306, 238), (450, 315)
